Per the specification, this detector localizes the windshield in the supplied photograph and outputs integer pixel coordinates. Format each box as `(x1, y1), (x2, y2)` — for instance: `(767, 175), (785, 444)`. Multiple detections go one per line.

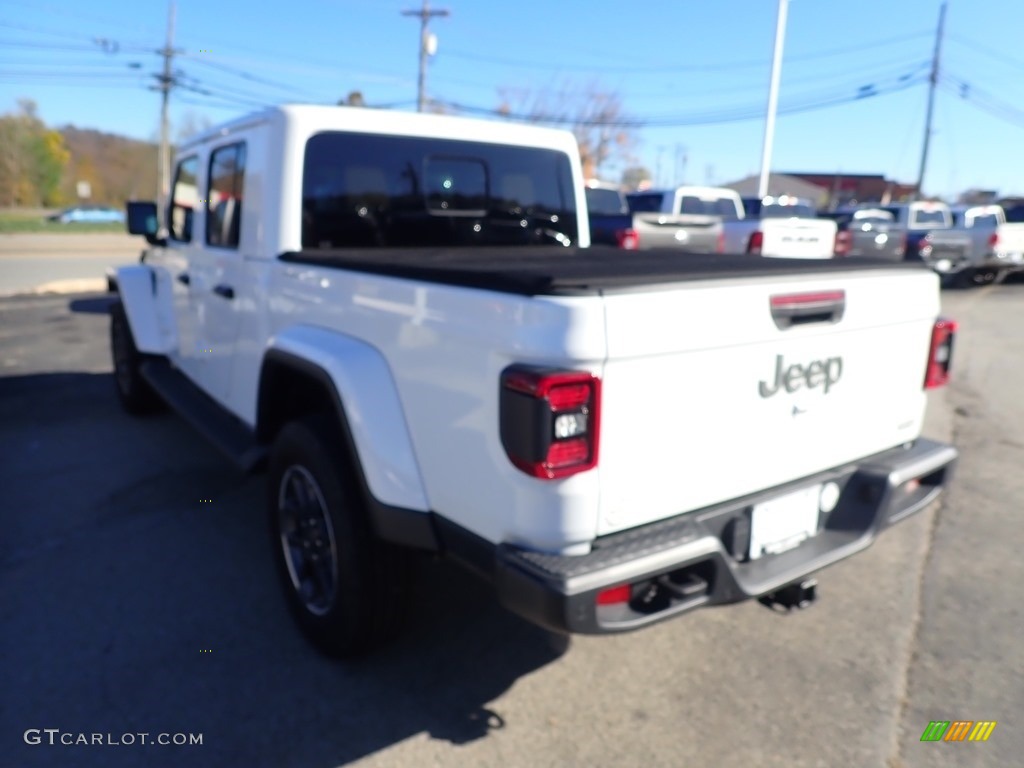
(302, 131), (578, 249)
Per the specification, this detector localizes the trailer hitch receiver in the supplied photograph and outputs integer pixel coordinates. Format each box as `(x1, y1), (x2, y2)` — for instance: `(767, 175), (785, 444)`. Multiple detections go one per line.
(759, 578), (817, 612)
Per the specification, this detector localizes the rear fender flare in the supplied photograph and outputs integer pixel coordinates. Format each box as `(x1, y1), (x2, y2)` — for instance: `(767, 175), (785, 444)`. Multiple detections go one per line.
(261, 326), (430, 515)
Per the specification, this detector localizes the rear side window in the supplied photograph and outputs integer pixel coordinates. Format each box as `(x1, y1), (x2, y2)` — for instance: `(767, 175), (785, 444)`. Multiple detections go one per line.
(678, 195), (741, 219)
(168, 156), (198, 242)
(1004, 204), (1024, 223)
(910, 208), (949, 228)
(206, 142), (246, 248)
(301, 132), (577, 249)
(585, 187), (627, 216)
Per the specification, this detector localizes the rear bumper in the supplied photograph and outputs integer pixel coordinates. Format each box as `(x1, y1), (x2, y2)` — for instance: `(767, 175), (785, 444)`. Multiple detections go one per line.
(492, 438), (957, 635)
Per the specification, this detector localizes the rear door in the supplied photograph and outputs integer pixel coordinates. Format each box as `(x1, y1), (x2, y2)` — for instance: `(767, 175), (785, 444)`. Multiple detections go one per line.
(595, 268), (939, 535)
(190, 140), (248, 403)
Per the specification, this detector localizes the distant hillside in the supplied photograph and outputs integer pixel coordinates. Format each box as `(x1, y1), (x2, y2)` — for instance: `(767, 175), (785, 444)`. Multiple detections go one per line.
(58, 126), (160, 206)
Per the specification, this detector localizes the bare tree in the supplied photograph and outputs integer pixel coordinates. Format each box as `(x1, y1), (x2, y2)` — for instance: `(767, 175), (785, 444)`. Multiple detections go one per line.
(175, 111), (214, 143)
(497, 80), (638, 180)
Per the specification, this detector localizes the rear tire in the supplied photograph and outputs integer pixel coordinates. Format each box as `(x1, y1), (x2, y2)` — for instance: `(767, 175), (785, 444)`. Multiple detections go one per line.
(268, 416), (410, 657)
(109, 300), (163, 415)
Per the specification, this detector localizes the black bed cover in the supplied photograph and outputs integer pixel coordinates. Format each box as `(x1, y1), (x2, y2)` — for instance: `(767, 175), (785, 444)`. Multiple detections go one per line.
(280, 246), (926, 297)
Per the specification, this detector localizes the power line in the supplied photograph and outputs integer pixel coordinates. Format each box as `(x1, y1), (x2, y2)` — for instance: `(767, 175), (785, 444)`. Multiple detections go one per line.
(440, 72), (926, 128)
(177, 54), (327, 101)
(442, 31), (933, 74)
(939, 73), (1024, 129)
(946, 34), (1024, 75)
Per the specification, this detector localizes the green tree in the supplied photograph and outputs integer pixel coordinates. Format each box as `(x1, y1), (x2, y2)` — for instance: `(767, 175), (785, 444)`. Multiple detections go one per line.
(621, 166), (652, 190)
(0, 99), (70, 206)
(31, 129), (70, 206)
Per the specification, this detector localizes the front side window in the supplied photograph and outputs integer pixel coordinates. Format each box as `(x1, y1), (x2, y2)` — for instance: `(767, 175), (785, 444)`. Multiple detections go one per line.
(206, 142), (246, 248)
(301, 132), (577, 249)
(169, 156), (198, 242)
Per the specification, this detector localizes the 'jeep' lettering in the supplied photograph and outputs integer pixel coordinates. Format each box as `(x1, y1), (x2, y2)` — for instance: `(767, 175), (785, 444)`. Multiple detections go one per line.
(758, 354), (843, 397)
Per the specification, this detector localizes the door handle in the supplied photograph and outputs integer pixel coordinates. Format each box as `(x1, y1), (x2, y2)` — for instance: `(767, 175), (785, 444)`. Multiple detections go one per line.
(213, 284), (235, 300)
(177, 273), (190, 285)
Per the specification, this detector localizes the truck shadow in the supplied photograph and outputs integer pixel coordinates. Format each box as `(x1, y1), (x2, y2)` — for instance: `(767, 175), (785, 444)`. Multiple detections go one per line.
(1, 370), (568, 768)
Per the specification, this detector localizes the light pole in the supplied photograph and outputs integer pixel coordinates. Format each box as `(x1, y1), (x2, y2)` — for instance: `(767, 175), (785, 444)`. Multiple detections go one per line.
(758, 0), (789, 199)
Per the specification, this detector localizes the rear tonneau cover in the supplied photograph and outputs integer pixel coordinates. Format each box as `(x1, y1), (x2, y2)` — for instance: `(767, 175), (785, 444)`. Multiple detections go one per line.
(281, 247), (928, 296)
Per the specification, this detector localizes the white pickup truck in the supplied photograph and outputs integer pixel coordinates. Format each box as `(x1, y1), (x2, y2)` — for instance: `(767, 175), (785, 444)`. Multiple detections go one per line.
(718, 195), (839, 259)
(110, 104), (958, 657)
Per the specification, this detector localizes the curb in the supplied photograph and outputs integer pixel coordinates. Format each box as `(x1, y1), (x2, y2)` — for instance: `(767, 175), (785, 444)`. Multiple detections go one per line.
(0, 278), (108, 298)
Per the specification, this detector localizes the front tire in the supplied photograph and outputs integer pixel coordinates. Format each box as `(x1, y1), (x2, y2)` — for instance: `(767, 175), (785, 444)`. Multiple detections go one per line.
(109, 300), (163, 414)
(268, 417), (410, 657)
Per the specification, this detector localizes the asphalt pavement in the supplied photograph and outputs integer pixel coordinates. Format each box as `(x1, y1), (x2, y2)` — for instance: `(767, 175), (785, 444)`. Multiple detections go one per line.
(0, 267), (1020, 767)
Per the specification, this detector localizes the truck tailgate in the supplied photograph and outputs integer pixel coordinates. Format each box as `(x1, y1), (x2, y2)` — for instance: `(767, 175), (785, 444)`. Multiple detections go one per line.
(761, 218), (837, 258)
(633, 213), (721, 252)
(595, 268), (939, 535)
(996, 223), (1024, 263)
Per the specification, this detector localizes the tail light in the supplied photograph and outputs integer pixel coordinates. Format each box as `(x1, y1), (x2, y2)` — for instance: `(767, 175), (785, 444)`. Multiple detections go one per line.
(918, 234), (933, 258)
(615, 228), (639, 250)
(500, 367), (601, 479)
(896, 231), (907, 258)
(715, 230), (725, 253)
(747, 230), (764, 255)
(834, 230), (852, 257)
(924, 318), (956, 389)
(987, 231), (999, 250)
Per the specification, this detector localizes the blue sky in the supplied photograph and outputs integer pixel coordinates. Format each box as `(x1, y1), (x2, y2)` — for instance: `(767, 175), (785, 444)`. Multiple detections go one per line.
(2, 0), (1023, 199)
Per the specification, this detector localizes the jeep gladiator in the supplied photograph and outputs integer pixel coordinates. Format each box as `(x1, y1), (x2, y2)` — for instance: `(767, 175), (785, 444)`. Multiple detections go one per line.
(110, 104), (958, 657)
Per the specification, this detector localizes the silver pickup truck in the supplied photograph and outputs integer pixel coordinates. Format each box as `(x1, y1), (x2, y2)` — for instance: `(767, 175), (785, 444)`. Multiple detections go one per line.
(625, 186), (736, 252)
(818, 208), (906, 261)
(921, 204), (1024, 286)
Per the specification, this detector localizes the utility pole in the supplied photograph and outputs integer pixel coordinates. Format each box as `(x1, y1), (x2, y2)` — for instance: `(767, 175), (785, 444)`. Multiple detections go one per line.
(401, 0), (449, 112)
(915, 1), (947, 200)
(758, 0), (789, 199)
(155, 0), (179, 234)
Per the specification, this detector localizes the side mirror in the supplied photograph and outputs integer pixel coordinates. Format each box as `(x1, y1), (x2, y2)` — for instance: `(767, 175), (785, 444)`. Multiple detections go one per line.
(126, 201), (164, 245)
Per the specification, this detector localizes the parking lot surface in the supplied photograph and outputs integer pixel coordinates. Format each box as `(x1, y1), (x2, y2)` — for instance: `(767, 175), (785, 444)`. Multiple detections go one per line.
(1, 277), (1021, 768)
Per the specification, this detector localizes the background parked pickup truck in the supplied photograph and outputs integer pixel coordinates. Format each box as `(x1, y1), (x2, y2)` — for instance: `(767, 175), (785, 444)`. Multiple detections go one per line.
(584, 180), (637, 249)
(625, 186), (734, 252)
(880, 200), (952, 262)
(718, 194), (838, 258)
(818, 207), (906, 261)
(919, 203), (1024, 286)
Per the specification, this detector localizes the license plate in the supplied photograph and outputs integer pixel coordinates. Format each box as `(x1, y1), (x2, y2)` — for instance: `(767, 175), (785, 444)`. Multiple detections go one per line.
(749, 484), (822, 560)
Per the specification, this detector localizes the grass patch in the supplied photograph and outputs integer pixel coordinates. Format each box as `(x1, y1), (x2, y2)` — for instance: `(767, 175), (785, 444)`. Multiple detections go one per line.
(0, 210), (125, 234)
